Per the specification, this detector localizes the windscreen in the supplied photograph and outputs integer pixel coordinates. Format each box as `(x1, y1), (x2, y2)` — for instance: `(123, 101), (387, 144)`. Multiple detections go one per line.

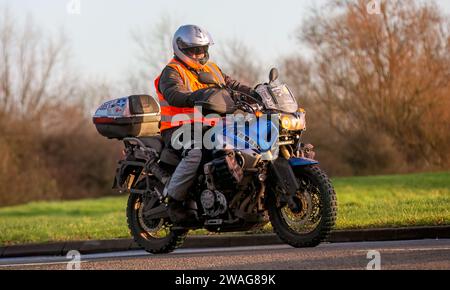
(255, 83), (298, 113)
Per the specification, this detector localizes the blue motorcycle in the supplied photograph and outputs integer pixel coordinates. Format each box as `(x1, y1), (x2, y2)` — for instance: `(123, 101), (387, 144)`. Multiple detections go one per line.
(93, 68), (337, 254)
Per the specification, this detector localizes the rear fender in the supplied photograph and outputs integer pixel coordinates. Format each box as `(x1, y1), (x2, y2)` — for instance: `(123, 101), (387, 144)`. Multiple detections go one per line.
(112, 160), (145, 191)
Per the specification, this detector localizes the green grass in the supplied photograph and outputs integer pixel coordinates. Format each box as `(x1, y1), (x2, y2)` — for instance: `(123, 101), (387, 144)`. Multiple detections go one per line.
(335, 171), (450, 229)
(0, 197), (128, 246)
(0, 171), (449, 246)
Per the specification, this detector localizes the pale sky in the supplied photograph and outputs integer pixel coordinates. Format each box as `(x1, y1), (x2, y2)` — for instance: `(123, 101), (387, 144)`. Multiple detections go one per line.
(1, 0), (450, 84)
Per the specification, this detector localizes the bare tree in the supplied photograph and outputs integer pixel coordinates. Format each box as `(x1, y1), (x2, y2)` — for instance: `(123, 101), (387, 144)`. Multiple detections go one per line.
(0, 8), (14, 120)
(0, 9), (76, 123)
(296, 0), (450, 173)
(216, 38), (262, 86)
(0, 8), (122, 206)
(127, 15), (176, 94)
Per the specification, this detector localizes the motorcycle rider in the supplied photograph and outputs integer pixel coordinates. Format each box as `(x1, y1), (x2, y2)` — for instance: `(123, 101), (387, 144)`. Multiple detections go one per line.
(154, 24), (254, 225)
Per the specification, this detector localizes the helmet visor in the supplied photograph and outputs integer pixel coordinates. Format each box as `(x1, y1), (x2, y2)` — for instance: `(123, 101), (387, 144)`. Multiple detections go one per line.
(182, 45), (209, 57)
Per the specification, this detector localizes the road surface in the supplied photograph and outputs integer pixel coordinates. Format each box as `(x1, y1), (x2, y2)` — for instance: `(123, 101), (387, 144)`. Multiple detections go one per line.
(1, 239), (449, 270)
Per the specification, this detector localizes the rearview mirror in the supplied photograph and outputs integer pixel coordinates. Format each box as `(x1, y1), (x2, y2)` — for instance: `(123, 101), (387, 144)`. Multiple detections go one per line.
(269, 68), (279, 83)
(199, 72), (219, 86)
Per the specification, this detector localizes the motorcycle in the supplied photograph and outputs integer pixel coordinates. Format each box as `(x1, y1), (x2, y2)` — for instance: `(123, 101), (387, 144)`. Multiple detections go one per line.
(93, 68), (337, 254)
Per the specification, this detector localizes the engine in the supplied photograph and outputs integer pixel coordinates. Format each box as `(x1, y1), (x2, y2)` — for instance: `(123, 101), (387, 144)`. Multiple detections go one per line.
(201, 149), (263, 218)
(210, 150), (244, 189)
(200, 190), (228, 217)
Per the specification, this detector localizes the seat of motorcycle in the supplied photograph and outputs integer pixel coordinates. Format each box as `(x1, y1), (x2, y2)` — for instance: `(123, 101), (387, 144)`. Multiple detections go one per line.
(138, 136), (164, 154)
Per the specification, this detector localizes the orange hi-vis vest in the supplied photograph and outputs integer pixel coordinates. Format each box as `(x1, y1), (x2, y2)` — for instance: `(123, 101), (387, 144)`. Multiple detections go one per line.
(155, 58), (226, 132)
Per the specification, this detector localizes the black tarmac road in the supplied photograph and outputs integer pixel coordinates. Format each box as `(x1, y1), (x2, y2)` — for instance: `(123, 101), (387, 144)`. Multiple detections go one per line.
(1, 239), (449, 270)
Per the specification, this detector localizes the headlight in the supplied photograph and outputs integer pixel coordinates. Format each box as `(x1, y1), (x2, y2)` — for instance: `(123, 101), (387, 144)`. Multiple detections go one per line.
(280, 112), (306, 131)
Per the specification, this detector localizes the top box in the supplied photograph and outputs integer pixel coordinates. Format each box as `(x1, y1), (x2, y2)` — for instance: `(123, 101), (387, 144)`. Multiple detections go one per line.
(93, 95), (161, 140)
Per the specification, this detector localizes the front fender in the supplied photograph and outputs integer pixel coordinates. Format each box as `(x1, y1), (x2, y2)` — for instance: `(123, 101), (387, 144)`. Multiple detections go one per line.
(289, 157), (319, 167)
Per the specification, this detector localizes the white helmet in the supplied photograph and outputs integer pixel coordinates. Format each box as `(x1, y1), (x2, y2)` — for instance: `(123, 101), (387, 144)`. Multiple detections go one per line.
(172, 25), (214, 70)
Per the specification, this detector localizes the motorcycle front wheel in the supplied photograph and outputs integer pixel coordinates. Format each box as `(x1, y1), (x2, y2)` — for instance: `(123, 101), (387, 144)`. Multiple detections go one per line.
(267, 165), (337, 248)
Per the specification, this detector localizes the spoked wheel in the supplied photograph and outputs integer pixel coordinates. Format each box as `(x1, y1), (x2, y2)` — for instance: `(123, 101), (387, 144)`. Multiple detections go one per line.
(267, 165), (337, 247)
(126, 179), (187, 254)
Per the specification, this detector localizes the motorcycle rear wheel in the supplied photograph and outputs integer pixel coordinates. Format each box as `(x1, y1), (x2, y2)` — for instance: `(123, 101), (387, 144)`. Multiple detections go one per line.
(126, 179), (187, 254)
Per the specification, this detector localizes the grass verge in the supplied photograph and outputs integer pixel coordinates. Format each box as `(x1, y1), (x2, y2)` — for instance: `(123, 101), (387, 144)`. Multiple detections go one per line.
(0, 171), (449, 246)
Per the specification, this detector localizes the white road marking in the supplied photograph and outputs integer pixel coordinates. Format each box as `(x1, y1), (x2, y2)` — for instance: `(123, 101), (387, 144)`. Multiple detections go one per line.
(355, 247), (450, 253)
(0, 245), (291, 268)
(1, 240), (449, 268)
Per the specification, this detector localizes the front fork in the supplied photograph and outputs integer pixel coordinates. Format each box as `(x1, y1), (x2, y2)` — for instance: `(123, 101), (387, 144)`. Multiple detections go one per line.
(269, 145), (319, 211)
(270, 157), (301, 212)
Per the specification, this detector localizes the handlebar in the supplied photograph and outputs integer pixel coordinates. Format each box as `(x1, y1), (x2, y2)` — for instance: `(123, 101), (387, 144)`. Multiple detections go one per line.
(227, 87), (264, 114)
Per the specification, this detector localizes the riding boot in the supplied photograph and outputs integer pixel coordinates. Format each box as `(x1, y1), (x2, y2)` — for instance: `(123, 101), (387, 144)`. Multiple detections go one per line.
(167, 197), (198, 226)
